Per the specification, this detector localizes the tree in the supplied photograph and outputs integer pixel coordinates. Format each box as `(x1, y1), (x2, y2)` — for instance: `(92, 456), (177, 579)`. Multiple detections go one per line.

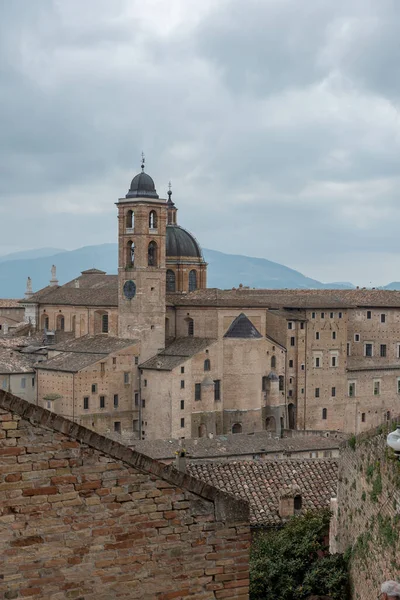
(250, 510), (349, 600)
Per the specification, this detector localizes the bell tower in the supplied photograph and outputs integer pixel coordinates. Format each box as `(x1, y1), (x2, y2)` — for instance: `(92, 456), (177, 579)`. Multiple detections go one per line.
(117, 157), (167, 361)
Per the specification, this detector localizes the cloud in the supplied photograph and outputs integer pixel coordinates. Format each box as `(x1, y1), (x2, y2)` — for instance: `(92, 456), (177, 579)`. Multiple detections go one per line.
(0, 0), (400, 286)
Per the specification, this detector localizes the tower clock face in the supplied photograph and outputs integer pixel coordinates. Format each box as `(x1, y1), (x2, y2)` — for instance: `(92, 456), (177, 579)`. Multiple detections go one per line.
(123, 280), (136, 299)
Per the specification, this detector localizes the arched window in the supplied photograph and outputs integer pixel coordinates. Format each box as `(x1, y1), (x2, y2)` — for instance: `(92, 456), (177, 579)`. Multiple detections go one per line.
(149, 210), (157, 229)
(127, 241), (134, 267)
(271, 355), (276, 368)
(204, 359), (211, 372)
(232, 423), (242, 434)
(265, 416), (276, 431)
(41, 314), (49, 330)
(189, 270), (197, 292)
(102, 313), (109, 334)
(187, 318), (194, 337)
(56, 315), (64, 331)
(279, 375), (284, 391)
(148, 241), (157, 266)
(322, 408), (327, 420)
(126, 210), (134, 229)
(166, 269), (176, 292)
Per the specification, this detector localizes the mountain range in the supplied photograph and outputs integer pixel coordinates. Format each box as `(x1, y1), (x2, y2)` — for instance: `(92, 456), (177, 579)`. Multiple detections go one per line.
(0, 244), (397, 298)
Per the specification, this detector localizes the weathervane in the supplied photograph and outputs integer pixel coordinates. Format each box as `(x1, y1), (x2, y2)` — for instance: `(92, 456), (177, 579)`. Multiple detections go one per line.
(141, 152), (145, 172)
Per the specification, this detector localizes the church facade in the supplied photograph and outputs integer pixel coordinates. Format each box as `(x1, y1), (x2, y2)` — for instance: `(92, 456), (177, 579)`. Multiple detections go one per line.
(23, 164), (400, 439)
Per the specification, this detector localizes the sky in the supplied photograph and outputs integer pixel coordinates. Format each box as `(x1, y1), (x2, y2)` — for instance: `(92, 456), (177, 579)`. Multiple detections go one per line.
(1, 0), (400, 286)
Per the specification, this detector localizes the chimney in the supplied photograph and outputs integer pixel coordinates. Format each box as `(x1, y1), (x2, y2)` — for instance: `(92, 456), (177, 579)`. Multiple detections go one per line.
(74, 279), (80, 288)
(24, 277), (33, 299)
(278, 485), (302, 519)
(49, 265), (59, 287)
(175, 449), (187, 472)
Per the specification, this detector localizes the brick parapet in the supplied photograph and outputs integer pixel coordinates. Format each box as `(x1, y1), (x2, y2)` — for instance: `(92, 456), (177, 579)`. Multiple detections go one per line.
(0, 389), (250, 599)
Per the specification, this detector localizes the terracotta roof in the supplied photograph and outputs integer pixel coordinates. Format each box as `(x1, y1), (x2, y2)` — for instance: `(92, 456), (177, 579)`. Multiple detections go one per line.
(51, 335), (138, 354)
(127, 431), (344, 461)
(140, 337), (217, 371)
(187, 459), (338, 526)
(0, 348), (35, 374)
(168, 288), (400, 309)
(0, 299), (22, 308)
(35, 351), (106, 373)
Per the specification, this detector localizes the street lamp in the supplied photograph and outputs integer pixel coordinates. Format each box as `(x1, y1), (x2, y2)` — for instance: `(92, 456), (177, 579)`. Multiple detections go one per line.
(387, 427), (400, 459)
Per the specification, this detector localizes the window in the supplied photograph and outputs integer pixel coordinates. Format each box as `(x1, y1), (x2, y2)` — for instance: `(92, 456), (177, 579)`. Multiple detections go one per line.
(83, 397), (89, 410)
(21, 378), (26, 389)
(180, 400), (184, 410)
(348, 382), (356, 397)
(135, 393), (139, 406)
(288, 390), (293, 397)
(380, 344), (387, 357)
(347, 343), (351, 356)
(338, 312), (342, 318)
(232, 423), (242, 434)
(300, 322), (305, 330)
(365, 343), (373, 357)
(271, 355), (276, 368)
(301, 388), (304, 394)
(91, 384), (97, 393)
(290, 337), (295, 346)
(113, 357), (117, 365)
(180, 366), (185, 374)
(373, 380), (380, 396)
(100, 396), (105, 409)
(214, 380), (221, 401)
(330, 312), (334, 319)
(149, 210), (158, 229)
(31, 377), (34, 387)
(101, 313), (109, 333)
(321, 312), (325, 319)
(114, 394), (119, 408)
(180, 380), (185, 389)
(387, 411), (391, 421)
(142, 398), (146, 408)
(381, 313), (386, 323)
(288, 322), (293, 330)
(311, 312), (316, 319)
(204, 359), (211, 372)
(148, 241), (157, 266)
(44, 316), (49, 330)
(166, 270), (176, 292)
(132, 419), (139, 432)
(332, 331), (336, 340)
(262, 376), (268, 392)
(114, 421), (121, 433)
(316, 332), (320, 340)
(367, 311), (371, 319)
(124, 372), (130, 384)
(331, 356), (337, 367)
(180, 418), (185, 428)
(189, 270), (197, 292)
(187, 318), (194, 336)
(322, 408), (327, 420)
(331, 387), (336, 397)
(315, 388), (320, 398)
(100, 362), (105, 374)
(195, 383), (201, 401)
(397, 378), (400, 394)
(127, 240), (134, 267)
(354, 334), (360, 342)
(315, 357), (320, 368)
(289, 378), (292, 384)
(361, 413), (366, 423)
(135, 356), (139, 365)
(144, 379), (147, 387)
(46, 401), (52, 410)
(279, 376), (284, 391)
(289, 359), (293, 368)
(301, 364), (305, 371)
(126, 209), (133, 229)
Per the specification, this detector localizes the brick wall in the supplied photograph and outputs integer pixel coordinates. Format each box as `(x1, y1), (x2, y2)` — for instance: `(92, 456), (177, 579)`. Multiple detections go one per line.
(0, 390), (250, 600)
(333, 419), (400, 600)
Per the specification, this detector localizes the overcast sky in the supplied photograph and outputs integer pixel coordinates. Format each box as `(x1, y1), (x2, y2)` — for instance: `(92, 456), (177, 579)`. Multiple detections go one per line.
(1, 0), (400, 286)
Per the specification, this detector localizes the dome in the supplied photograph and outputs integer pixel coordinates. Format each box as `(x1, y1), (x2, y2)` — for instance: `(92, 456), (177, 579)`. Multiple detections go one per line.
(166, 225), (203, 259)
(126, 171), (159, 199)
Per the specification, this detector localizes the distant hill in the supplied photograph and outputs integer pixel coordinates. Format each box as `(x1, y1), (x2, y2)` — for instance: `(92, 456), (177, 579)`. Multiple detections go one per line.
(0, 244), (356, 298)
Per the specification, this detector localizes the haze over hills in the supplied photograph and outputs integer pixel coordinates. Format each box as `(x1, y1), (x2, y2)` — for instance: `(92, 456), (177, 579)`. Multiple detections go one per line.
(0, 244), (360, 298)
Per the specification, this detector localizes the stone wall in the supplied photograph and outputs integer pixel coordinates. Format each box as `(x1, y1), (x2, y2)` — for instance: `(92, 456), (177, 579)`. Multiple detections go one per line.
(334, 418), (400, 600)
(0, 390), (250, 600)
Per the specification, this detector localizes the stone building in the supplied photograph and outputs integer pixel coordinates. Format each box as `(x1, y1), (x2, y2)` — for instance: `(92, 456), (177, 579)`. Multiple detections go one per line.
(0, 389), (250, 600)
(0, 347), (36, 403)
(0, 299), (25, 335)
(19, 164), (400, 438)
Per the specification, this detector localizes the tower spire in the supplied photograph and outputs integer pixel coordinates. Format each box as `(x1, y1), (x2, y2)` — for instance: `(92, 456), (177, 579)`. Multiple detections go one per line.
(141, 152), (145, 172)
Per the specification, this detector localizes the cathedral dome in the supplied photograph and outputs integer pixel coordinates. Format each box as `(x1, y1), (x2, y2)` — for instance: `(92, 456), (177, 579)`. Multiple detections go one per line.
(166, 225), (203, 259)
(126, 171), (159, 199)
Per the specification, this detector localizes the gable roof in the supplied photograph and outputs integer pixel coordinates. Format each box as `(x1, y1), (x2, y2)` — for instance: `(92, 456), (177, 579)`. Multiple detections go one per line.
(188, 458), (338, 527)
(0, 389), (248, 521)
(224, 313), (262, 339)
(51, 335), (138, 354)
(140, 337), (217, 371)
(35, 351), (106, 373)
